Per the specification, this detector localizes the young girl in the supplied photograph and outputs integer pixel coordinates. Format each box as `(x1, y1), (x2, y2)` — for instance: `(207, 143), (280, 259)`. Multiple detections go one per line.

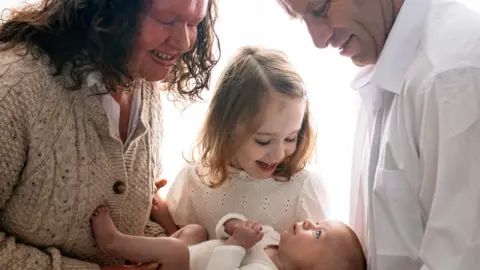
(163, 46), (328, 238)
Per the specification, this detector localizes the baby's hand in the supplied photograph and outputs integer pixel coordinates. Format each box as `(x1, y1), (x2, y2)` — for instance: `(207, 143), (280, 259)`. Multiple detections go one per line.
(150, 179), (170, 219)
(225, 221), (264, 249)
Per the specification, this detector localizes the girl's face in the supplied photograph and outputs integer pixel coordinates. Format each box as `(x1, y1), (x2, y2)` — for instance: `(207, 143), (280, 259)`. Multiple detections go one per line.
(231, 93), (306, 179)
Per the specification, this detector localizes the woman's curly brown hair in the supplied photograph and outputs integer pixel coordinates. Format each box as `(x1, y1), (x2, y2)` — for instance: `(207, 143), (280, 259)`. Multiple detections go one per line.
(0, 0), (220, 99)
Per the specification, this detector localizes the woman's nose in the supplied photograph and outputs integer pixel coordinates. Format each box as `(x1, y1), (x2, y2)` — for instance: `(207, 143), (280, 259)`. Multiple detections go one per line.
(171, 24), (192, 52)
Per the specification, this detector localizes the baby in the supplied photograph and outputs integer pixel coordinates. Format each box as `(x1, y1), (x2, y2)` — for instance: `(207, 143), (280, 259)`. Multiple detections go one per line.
(190, 213), (366, 270)
(91, 207), (365, 270)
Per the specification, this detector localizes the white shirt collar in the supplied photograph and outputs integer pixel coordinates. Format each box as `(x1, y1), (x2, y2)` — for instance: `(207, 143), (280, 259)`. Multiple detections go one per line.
(352, 0), (432, 94)
(85, 71), (142, 145)
(86, 71), (106, 92)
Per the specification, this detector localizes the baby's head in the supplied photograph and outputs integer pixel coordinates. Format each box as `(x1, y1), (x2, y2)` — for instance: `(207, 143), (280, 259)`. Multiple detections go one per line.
(195, 46), (316, 187)
(277, 220), (366, 270)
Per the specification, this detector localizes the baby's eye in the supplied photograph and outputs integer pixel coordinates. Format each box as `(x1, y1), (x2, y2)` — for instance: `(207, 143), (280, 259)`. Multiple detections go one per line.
(314, 230), (322, 239)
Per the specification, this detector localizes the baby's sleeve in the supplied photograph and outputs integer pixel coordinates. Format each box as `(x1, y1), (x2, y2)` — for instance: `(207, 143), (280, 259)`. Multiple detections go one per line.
(214, 213), (248, 239)
(206, 214), (278, 270)
(205, 246), (273, 270)
(295, 170), (329, 222)
(166, 165), (199, 226)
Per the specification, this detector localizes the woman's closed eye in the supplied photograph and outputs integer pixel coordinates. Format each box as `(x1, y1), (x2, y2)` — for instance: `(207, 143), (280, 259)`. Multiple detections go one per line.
(147, 12), (176, 26)
(187, 19), (203, 27)
(159, 19), (176, 25)
(148, 17), (175, 26)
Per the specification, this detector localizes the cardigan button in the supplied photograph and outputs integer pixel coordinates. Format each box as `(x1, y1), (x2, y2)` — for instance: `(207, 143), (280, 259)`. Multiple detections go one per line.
(113, 181), (127, 194)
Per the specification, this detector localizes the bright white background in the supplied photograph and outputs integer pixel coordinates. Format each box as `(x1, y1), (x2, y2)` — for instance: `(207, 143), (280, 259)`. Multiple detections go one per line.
(1, 0), (362, 223)
(160, 0), (359, 223)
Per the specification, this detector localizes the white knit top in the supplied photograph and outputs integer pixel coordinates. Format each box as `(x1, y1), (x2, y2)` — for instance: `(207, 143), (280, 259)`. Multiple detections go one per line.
(167, 164), (329, 238)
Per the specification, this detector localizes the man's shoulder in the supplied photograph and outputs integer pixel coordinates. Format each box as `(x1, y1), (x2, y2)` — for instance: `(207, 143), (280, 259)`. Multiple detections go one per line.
(403, 2), (480, 94)
(421, 2), (480, 72)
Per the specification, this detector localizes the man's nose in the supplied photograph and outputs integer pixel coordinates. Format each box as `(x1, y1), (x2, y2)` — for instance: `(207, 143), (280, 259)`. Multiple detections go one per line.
(307, 20), (333, 49)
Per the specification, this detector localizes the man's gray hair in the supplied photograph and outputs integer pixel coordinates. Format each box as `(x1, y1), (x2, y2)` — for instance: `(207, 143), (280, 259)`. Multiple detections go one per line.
(276, 0), (299, 18)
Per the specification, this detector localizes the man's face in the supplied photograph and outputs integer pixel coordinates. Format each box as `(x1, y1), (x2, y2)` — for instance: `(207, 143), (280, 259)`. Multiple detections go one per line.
(284, 0), (393, 66)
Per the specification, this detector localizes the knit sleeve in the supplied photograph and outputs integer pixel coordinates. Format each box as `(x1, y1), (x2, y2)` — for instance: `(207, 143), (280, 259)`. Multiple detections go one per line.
(0, 54), (100, 270)
(166, 164), (199, 226)
(144, 219), (167, 237)
(295, 170), (329, 222)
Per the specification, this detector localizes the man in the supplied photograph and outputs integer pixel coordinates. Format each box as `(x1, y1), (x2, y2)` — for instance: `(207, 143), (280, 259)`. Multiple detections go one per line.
(277, 0), (480, 269)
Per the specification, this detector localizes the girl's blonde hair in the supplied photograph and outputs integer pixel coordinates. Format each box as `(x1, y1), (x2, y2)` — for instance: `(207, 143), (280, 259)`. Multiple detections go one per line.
(192, 46), (316, 187)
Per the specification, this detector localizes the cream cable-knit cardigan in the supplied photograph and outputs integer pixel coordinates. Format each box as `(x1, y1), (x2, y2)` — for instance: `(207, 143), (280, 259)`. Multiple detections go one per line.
(0, 48), (165, 269)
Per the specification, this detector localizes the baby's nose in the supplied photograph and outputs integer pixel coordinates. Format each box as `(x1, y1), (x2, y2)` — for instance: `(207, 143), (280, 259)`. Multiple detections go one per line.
(302, 219), (314, 229)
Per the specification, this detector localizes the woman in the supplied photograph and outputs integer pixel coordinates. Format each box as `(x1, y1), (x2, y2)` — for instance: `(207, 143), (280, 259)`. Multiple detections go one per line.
(0, 0), (219, 269)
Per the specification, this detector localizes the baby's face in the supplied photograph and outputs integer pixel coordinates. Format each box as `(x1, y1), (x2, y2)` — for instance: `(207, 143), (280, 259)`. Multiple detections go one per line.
(277, 219), (352, 268)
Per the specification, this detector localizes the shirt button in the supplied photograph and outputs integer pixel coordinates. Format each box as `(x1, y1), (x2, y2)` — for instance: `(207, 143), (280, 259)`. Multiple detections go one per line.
(113, 181), (126, 194)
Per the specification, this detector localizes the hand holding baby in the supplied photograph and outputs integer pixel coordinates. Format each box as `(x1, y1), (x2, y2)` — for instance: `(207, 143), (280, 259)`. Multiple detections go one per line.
(225, 220), (264, 249)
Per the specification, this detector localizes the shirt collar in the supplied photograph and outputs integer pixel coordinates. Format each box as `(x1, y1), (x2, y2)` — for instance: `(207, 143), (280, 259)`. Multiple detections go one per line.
(352, 0), (431, 94)
(86, 71), (107, 93)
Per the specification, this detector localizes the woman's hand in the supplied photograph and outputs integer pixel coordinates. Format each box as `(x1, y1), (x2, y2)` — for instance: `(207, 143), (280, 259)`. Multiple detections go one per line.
(101, 262), (159, 270)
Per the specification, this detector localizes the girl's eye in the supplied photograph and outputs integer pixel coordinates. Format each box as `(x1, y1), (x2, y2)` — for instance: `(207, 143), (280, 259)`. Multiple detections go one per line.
(285, 136), (298, 143)
(255, 140), (270, 146)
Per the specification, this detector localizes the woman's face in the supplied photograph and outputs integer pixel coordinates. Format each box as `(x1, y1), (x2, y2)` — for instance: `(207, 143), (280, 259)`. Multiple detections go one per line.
(130, 0), (208, 82)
